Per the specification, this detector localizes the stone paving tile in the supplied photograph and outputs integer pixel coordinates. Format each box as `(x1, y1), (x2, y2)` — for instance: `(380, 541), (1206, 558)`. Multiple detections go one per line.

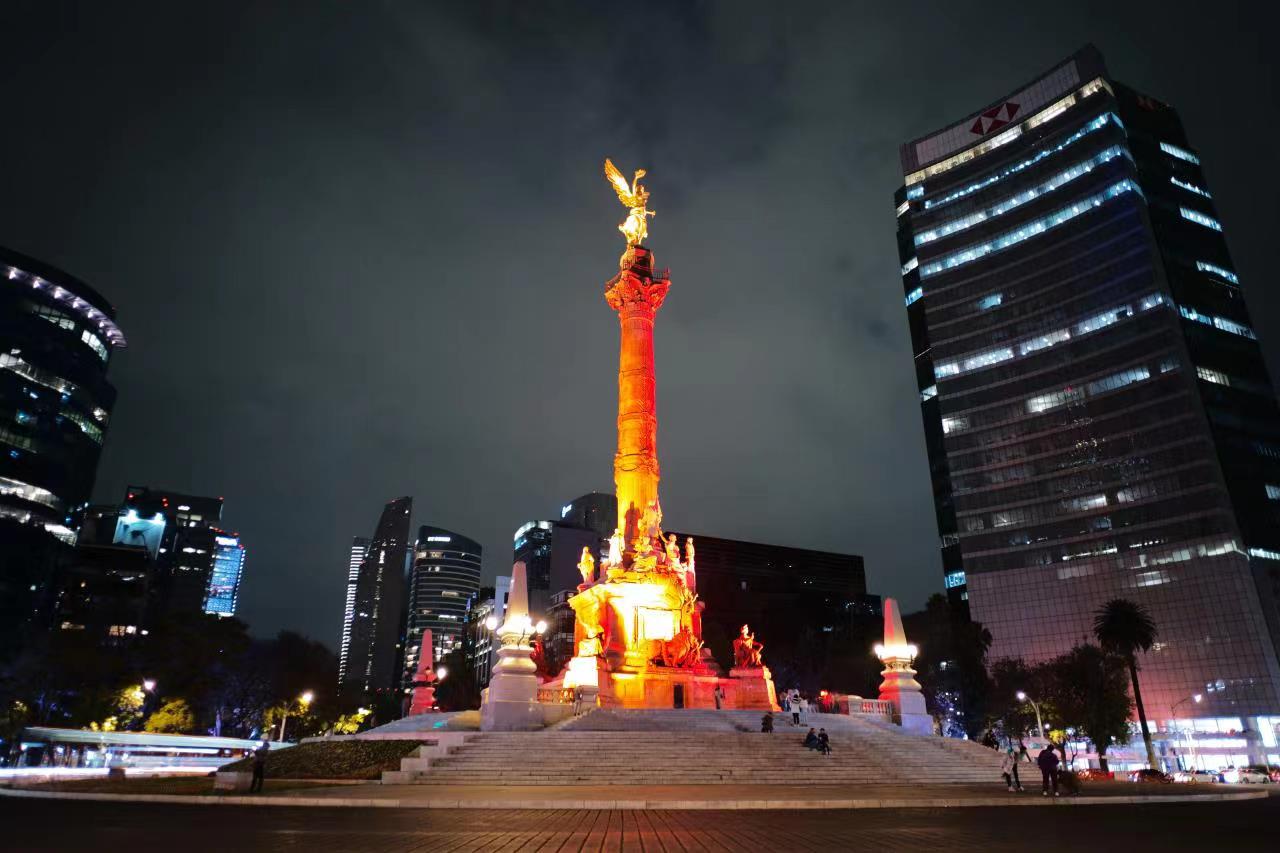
(1, 796), (1276, 851)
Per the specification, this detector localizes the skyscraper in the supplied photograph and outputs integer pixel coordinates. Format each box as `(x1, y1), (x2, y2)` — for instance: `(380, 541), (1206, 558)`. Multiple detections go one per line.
(402, 525), (481, 690)
(112, 486), (229, 619)
(0, 246), (126, 651)
(513, 518), (604, 617)
(337, 536), (370, 686)
(204, 529), (245, 617)
(339, 497), (412, 696)
(896, 46), (1280, 729)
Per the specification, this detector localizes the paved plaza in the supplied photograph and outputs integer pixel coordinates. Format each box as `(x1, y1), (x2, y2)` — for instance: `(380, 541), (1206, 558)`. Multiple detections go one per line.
(3, 794), (1276, 851)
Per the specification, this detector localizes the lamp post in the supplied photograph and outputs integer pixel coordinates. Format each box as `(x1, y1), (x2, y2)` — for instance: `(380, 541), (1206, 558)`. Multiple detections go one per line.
(278, 690), (314, 742)
(1171, 693), (1203, 771)
(1016, 690), (1046, 744)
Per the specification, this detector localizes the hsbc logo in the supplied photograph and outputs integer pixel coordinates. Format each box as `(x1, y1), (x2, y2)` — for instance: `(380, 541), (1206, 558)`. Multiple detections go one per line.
(969, 101), (1021, 136)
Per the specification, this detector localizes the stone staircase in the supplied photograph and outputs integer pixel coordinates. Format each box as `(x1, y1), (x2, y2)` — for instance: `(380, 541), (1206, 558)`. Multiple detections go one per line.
(384, 708), (1003, 785)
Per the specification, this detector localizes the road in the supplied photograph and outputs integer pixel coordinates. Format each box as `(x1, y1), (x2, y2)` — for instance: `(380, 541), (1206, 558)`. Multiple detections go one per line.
(1, 794), (1274, 851)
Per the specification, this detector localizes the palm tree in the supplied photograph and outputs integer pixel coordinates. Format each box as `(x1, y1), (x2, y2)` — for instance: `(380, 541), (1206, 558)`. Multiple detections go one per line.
(1094, 598), (1159, 770)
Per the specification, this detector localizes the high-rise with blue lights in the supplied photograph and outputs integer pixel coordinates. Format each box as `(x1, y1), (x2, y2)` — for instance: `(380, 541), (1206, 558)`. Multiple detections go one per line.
(896, 46), (1280, 755)
(204, 530), (245, 617)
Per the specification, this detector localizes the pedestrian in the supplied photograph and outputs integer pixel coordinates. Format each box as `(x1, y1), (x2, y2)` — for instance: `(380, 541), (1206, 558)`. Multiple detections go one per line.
(1037, 745), (1060, 797)
(1000, 749), (1023, 792)
(713, 685), (724, 710)
(817, 728), (831, 756)
(572, 686), (583, 716)
(803, 727), (819, 750)
(761, 712), (774, 733)
(249, 741), (269, 794)
(792, 694), (802, 726)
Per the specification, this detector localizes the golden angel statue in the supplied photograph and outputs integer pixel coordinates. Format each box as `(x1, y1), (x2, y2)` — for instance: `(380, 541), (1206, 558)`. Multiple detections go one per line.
(604, 158), (655, 250)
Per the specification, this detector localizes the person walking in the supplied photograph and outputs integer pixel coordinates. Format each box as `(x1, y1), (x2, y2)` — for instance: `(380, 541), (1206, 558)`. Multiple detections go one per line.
(1000, 749), (1023, 792)
(713, 685), (724, 710)
(572, 686), (583, 716)
(249, 741), (269, 794)
(1037, 745), (1060, 797)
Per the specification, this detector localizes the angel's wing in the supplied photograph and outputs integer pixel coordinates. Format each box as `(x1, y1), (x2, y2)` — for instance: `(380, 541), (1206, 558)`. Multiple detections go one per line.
(604, 158), (634, 205)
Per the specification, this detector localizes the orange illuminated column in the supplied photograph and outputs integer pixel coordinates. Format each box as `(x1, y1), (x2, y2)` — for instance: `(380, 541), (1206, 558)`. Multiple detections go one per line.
(606, 246), (670, 554)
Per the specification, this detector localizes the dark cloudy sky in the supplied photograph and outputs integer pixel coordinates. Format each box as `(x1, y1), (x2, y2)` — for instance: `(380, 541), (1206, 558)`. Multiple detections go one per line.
(3, 2), (1278, 650)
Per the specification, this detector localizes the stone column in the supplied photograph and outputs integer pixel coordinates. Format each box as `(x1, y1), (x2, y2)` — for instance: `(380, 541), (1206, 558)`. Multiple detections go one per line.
(606, 246), (670, 554)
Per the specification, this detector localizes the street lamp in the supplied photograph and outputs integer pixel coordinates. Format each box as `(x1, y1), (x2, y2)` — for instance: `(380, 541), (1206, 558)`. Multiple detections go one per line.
(435, 666), (448, 681)
(1016, 690), (1046, 742)
(142, 679), (156, 693)
(484, 615), (498, 631)
(278, 690), (314, 742)
(1171, 693), (1203, 771)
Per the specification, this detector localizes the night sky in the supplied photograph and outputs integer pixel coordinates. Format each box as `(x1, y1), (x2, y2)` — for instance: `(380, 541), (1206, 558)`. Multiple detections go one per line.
(3, 2), (1278, 650)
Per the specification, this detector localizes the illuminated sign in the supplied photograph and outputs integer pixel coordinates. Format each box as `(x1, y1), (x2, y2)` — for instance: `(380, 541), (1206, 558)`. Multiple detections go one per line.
(561, 504), (572, 518)
(426, 536), (451, 543)
(944, 570), (966, 589)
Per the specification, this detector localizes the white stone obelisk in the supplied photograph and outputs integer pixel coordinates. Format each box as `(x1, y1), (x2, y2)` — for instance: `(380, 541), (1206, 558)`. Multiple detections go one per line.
(480, 561), (543, 731)
(875, 598), (933, 735)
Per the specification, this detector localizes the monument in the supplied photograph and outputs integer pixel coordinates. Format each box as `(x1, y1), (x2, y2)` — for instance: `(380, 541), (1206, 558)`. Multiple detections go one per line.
(542, 160), (777, 711)
(406, 628), (438, 715)
(480, 561), (549, 730)
(875, 597), (933, 735)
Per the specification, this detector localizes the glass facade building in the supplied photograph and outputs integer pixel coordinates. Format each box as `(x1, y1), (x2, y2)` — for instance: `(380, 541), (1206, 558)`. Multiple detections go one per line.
(339, 497), (412, 696)
(896, 46), (1280, 728)
(401, 524), (481, 691)
(203, 530), (244, 617)
(0, 246), (126, 652)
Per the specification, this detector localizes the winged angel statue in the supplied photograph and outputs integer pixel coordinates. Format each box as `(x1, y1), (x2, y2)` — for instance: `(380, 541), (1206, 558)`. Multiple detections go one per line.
(603, 158), (655, 254)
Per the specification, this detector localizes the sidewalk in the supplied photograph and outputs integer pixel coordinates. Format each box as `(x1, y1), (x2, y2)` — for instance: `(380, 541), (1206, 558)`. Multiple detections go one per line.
(2, 780), (1267, 810)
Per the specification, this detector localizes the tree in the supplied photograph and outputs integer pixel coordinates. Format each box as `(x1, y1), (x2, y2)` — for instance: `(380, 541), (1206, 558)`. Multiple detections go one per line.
(434, 647), (480, 711)
(145, 699), (196, 733)
(1094, 598), (1159, 769)
(906, 594), (993, 738)
(988, 657), (1051, 747)
(1043, 644), (1133, 772)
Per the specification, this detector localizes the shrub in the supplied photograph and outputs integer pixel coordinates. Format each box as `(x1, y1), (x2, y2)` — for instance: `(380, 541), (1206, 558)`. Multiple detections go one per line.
(222, 740), (426, 780)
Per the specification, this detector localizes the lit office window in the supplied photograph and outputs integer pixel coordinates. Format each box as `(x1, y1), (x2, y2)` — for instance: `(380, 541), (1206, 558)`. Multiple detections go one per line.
(1180, 207), (1222, 231)
(919, 385), (937, 401)
(941, 417), (968, 434)
(905, 286), (923, 306)
(906, 185), (924, 200)
(1171, 176), (1211, 198)
(901, 257), (919, 276)
(1265, 485), (1280, 501)
(1195, 261), (1239, 285)
(915, 145), (1128, 246)
(904, 77), (1112, 185)
(896, 200), (911, 217)
(1160, 141), (1200, 165)
(926, 112), (1124, 211)
(944, 570), (966, 589)
(976, 293), (1003, 311)
(1179, 305), (1255, 339)
(1196, 366), (1230, 387)
(920, 180), (1144, 278)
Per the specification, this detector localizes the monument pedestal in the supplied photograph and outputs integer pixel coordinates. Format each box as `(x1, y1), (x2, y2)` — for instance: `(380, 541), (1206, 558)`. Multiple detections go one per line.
(880, 685), (933, 735)
(729, 666), (779, 711)
(480, 645), (544, 731)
